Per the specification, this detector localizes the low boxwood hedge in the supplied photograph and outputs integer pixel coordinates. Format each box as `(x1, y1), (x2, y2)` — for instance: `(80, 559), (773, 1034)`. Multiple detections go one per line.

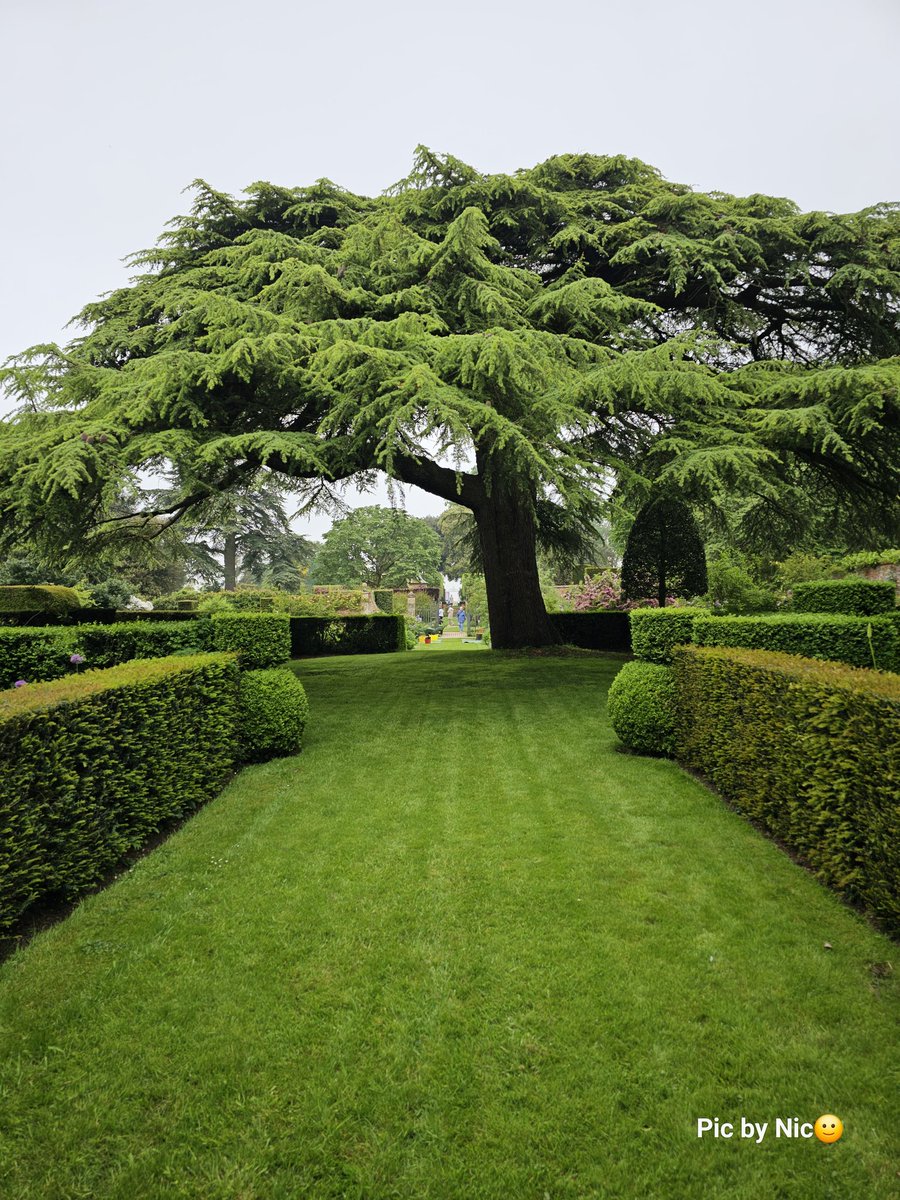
(0, 653), (239, 932)
(792, 578), (895, 615)
(607, 661), (676, 755)
(549, 611), (632, 651)
(672, 645), (900, 934)
(691, 612), (899, 672)
(78, 620), (212, 668)
(290, 615), (405, 657)
(629, 608), (709, 663)
(211, 613), (291, 668)
(238, 668), (310, 762)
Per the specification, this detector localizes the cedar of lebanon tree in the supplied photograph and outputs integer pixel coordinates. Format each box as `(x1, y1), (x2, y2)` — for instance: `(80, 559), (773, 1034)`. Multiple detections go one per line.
(1, 150), (898, 647)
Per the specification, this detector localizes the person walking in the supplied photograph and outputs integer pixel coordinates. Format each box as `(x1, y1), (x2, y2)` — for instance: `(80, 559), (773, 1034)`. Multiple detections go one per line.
(457, 603), (466, 634)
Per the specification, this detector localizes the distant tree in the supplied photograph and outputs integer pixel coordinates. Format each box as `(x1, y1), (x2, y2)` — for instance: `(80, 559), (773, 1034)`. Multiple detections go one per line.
(621, 497), (708, 606)
(436, 505), (481, 578)
(149, 471), (316, 590)
(309, 506), (442, 588)
(0, 551), (81, 588)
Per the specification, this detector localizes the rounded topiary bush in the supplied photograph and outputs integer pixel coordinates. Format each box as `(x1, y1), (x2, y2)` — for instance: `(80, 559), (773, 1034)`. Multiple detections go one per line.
(238, 668), (310, 762)
(607, 661), (676, 755)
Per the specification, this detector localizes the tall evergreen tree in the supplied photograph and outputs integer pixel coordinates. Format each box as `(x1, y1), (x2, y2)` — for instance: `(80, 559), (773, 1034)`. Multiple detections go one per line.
(621, 497), (708, 606)
(155, 472), (315, 590)
(1, 150), (897, 646)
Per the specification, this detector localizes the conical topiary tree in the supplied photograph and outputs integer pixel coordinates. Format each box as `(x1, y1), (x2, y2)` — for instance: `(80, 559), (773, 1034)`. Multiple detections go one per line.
(621, 497), (707, 607)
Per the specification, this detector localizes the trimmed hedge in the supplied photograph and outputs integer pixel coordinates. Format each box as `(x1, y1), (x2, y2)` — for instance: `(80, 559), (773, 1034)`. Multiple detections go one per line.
(211, 613), (291, 668)
(549, 611), (631, 651)
(0, 653), (239, 932)
(0, 608), (206, 628)
(77, 620), (212, 669)
(0, 627), (79, 687)
(238, 668), (310, 761)
(629, 607), (709, 663)
(290, 615), (405, 657)
(0, 585), (81, 613)
(672, 645), (900, 934)
(792, 578), (895, 616)
(692, 612), (900, 673)
(607, 661), (676, 754)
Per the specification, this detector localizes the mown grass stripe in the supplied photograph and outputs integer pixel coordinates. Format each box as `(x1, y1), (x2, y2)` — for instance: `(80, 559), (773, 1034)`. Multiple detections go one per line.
(0, 649), (894, 1199)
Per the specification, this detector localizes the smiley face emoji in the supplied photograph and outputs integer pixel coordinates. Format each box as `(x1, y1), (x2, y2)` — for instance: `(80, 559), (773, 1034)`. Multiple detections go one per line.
(814, 1114), (843, 1143)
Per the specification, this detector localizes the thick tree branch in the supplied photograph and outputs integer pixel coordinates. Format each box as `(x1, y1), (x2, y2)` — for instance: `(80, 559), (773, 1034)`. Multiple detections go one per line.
(390, 451), (483, 511)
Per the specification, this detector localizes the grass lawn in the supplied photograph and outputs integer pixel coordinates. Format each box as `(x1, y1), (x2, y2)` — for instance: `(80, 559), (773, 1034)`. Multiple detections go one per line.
(0, 650), (895, 1199)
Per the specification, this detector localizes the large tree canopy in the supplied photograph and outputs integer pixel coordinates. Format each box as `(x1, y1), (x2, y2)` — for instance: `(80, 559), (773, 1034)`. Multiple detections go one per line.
(1, 148), (898, 645)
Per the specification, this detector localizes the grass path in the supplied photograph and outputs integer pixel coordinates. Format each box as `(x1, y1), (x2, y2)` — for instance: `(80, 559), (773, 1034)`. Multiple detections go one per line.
(0, 649), (895, 1199)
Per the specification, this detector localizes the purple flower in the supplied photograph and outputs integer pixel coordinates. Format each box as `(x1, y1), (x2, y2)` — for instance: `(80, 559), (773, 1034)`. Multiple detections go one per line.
(70, 654), (85, 665)
(14, 679), (27, 688)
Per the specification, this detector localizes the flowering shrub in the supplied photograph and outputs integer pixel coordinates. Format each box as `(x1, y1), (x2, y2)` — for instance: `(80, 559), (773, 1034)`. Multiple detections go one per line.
(564, 571), (673, 612)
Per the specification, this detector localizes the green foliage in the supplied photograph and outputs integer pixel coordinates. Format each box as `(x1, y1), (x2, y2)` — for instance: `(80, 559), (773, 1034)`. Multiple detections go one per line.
(775, 551), (839, 588)
(840, 548), (900, 570)
(0, 653), (239, 931)
(607, 661), (676, 755)
(283, 588), (363, 616)
(629, 607), (709, 663)
(2, 151), (898, 647)
(193, 586), (364, 616)
(196, 587), (280, 613)
(0, 553), (82, 588)
(692, 612), (899, 672)
(0, 627), (79, 687)
(460, 573), (489, 631)
(0, 585), (82, 613)
(673, 645), (900, 934)
(436, 505), (480, 577)
(702, 549), (777, 613)
(77, 620), (211, 669)
(290, 615), (405, 657)
(83, 577), (136, 609)
(310, 507), (442, 589)
(237, 667), (309, 762)
(402, 617), (418, 650)
(210, 613), (291, 668)
(149, 469), (316, 591)
(791, 578), (895, 616)
(621, 498), (708, 606)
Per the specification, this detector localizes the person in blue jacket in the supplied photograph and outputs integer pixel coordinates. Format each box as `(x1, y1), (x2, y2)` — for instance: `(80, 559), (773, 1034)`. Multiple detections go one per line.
(457, 603), (466, 633)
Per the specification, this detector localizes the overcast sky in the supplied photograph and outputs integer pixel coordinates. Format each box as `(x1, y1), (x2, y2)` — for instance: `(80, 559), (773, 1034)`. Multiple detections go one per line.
(2, 0), (898, 536)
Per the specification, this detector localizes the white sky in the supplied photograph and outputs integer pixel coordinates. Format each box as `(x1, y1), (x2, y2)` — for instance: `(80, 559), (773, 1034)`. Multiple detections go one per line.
(2, 0), (898, 537)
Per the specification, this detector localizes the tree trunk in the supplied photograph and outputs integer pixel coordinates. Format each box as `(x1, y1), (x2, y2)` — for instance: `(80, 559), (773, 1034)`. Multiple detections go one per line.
(475, 476), (560, 650)
(224, 532), (238, 592)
